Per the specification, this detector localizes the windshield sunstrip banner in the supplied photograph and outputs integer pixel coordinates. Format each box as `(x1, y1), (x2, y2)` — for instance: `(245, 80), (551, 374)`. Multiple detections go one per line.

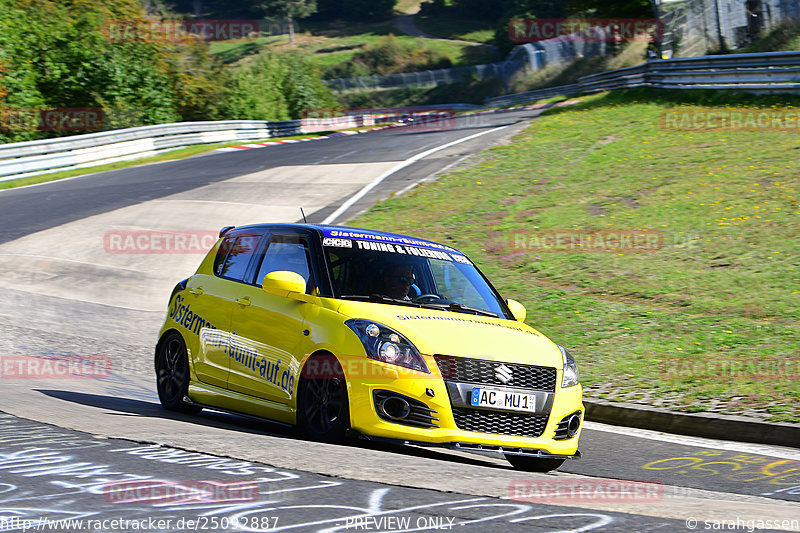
(322, 228), (461, 254)
(323, 235), (471, 265)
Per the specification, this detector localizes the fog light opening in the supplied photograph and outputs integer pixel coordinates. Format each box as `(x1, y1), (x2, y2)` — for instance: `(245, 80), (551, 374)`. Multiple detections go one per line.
(567, 413), (581, 437)
(379, 397), (411, 420)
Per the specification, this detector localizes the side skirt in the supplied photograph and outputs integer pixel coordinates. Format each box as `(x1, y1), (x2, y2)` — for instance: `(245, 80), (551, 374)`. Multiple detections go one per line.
(187, 382), (296, 426)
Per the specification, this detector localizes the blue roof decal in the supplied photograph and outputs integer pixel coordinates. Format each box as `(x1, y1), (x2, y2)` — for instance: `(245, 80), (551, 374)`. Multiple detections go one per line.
(321, 227), (462, 254)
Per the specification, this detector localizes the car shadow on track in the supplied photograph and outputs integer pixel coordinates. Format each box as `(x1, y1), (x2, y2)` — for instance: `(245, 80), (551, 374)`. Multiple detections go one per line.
(35, 389), (298, 438)
(36, 389), (512, 470)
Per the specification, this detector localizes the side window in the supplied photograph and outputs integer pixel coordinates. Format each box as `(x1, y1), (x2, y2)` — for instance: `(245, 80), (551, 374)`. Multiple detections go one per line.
(216, 235), (259, 281)
(214, 237), (234, 276)
(257, 236), (313, 290)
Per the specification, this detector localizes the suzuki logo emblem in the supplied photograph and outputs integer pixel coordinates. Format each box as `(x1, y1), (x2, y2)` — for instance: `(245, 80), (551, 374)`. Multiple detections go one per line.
(495, 364), (513, 384)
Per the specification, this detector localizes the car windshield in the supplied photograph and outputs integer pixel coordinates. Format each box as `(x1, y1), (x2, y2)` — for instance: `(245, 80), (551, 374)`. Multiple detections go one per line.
(323, 239), (509, 318)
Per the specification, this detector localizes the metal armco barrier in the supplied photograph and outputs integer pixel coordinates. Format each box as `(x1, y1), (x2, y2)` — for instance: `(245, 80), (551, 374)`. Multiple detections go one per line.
(0, 120), (302, 181)
(485, 50), (800, 107)
(0, 117), (377, 181)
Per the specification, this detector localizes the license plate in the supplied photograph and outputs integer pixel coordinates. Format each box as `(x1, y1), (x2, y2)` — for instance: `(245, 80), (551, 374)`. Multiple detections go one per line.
(470, 387), (537, 413)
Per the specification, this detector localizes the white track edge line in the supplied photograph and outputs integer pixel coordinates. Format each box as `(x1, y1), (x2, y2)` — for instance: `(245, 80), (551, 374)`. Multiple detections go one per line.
(321, 125), (510, 225)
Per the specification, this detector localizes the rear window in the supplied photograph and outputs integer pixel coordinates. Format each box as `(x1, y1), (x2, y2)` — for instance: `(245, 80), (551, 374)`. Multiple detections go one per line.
(214, 235), (259, 281)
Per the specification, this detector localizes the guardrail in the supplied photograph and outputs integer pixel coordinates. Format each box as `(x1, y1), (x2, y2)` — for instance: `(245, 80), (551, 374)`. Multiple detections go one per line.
(0, 116), (377, 182)
(485, 50), (800, 107)
(325, 60), (528, 92)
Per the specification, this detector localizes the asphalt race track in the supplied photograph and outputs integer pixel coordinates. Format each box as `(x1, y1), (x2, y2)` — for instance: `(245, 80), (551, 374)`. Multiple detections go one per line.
(0, 110), (798, 532)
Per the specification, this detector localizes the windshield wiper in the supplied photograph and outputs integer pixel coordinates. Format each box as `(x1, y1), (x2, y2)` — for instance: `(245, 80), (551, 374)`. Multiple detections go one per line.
(410, 300), (499, 317)
(339, 295), (499, 317)
(339, 294), (425, 309)
(439, 302), (499, 318)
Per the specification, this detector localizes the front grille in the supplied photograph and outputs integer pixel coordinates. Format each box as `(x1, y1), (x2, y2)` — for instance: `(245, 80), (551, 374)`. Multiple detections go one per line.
(451, 407), (548, 438)
(434, 355), (557, 391)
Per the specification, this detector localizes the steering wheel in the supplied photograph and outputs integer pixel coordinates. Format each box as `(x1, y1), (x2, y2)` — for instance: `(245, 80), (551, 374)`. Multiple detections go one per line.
(413, 294), (444, 303)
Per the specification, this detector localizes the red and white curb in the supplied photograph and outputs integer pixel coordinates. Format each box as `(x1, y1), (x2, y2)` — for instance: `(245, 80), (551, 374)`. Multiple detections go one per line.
(217, 128), (389, 152)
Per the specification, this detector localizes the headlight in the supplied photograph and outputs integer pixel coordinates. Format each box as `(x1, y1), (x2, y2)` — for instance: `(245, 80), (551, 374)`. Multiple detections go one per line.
(346, 319), (430, 373)
(558, 345), (580, 388)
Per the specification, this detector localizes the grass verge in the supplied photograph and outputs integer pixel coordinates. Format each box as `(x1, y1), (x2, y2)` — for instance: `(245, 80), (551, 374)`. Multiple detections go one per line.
(414, 14), (496, 44)
(350, 88), (800, 422)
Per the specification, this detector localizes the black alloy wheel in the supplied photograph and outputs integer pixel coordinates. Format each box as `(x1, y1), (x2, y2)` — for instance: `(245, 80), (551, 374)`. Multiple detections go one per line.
(156, 332), (202, 414)
(298, 366), (350, 443)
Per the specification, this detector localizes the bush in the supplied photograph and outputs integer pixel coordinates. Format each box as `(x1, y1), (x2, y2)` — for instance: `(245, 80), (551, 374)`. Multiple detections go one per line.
(0, 0), (225, 142)
(224, 55), (290, 121)
(0, 0), (340, 141)
(225, 53), (339, 120)
(326, 34), (453, 78)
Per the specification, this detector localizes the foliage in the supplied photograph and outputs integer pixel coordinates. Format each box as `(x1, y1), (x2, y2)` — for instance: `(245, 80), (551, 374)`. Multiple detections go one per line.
(509, 41), (646, 94)
(566, 0), (653, 18)
(257, 0), (317, 42)
(224, 52), (338, 120)
(0, 0), (339, 142)
(742, 21), (800, 53)
(316, 0), (397, 21)
(0, 0), (226, 142)
(224, 54), (290, 121)
(257, 0), (317, 20)
(326, 34), (452, 77)
(279, 55), (340, 117)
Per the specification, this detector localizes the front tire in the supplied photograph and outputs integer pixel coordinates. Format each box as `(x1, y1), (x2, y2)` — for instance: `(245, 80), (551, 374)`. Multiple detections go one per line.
(505, 454), (566, 472)
(298, 356), (350, 442)
(156, 332), (202, 414)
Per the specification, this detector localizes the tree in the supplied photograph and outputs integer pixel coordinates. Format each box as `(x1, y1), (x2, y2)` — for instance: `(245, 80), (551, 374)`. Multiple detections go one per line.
(258, 0), (317, 43)
(224, 54), (290, 120)
(341, 0), (395, 20)
(0, 0), (227, 141)
(223, 52), (337, 120)
(566, 0), (653, 18)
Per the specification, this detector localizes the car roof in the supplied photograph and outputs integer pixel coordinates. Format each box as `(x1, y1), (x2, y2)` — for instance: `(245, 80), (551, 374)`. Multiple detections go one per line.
(227, 223), (464, 255)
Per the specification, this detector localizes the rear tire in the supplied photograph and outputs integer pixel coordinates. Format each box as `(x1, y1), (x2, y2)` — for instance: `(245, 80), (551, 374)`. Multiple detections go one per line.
(156, 332), (202, 414)
(298, 356), (350, 442)
(505, 454), (566, 472)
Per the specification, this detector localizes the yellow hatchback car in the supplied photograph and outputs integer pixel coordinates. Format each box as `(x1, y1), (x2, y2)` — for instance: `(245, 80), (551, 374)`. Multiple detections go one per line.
(155, 224), (583, 471)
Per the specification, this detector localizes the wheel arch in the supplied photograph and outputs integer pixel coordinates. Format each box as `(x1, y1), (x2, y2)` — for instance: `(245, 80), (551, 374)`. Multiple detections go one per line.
(155, 328), (185, 371)
(296, 350), (351, 438)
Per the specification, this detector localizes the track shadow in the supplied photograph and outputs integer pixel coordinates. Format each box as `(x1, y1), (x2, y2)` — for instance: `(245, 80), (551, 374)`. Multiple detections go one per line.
(35, 389), (297, 439)
(36, 389), (509, 469)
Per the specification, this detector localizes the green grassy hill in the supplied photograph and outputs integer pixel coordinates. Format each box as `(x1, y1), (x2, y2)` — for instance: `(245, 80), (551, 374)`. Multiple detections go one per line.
(208, 20), (495, 75)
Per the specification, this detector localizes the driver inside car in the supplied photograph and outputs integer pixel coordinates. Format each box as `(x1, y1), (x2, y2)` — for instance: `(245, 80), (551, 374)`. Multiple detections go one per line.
(377, 263), (416, 300)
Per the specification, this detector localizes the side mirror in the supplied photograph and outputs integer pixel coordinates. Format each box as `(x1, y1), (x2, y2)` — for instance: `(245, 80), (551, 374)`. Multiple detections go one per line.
(262, 271), (309, 301)
(506, 299), (527, 322)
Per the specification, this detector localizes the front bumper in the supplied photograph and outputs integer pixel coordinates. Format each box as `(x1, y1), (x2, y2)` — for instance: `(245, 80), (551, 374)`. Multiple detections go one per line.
(343, 356), (583, 456)
(350, 431), (581, 460)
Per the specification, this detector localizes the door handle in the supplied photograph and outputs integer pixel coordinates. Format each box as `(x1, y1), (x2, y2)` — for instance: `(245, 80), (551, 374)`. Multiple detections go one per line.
(189, 287), (204, 295)
(235, 296), (251, 306)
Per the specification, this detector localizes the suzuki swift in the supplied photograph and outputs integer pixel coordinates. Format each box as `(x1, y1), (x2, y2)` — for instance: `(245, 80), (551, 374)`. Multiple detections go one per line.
(155, 224), (583, 471)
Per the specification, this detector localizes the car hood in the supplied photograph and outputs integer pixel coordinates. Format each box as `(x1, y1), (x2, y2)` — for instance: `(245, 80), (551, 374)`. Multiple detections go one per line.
(334, 300), (562, 368)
